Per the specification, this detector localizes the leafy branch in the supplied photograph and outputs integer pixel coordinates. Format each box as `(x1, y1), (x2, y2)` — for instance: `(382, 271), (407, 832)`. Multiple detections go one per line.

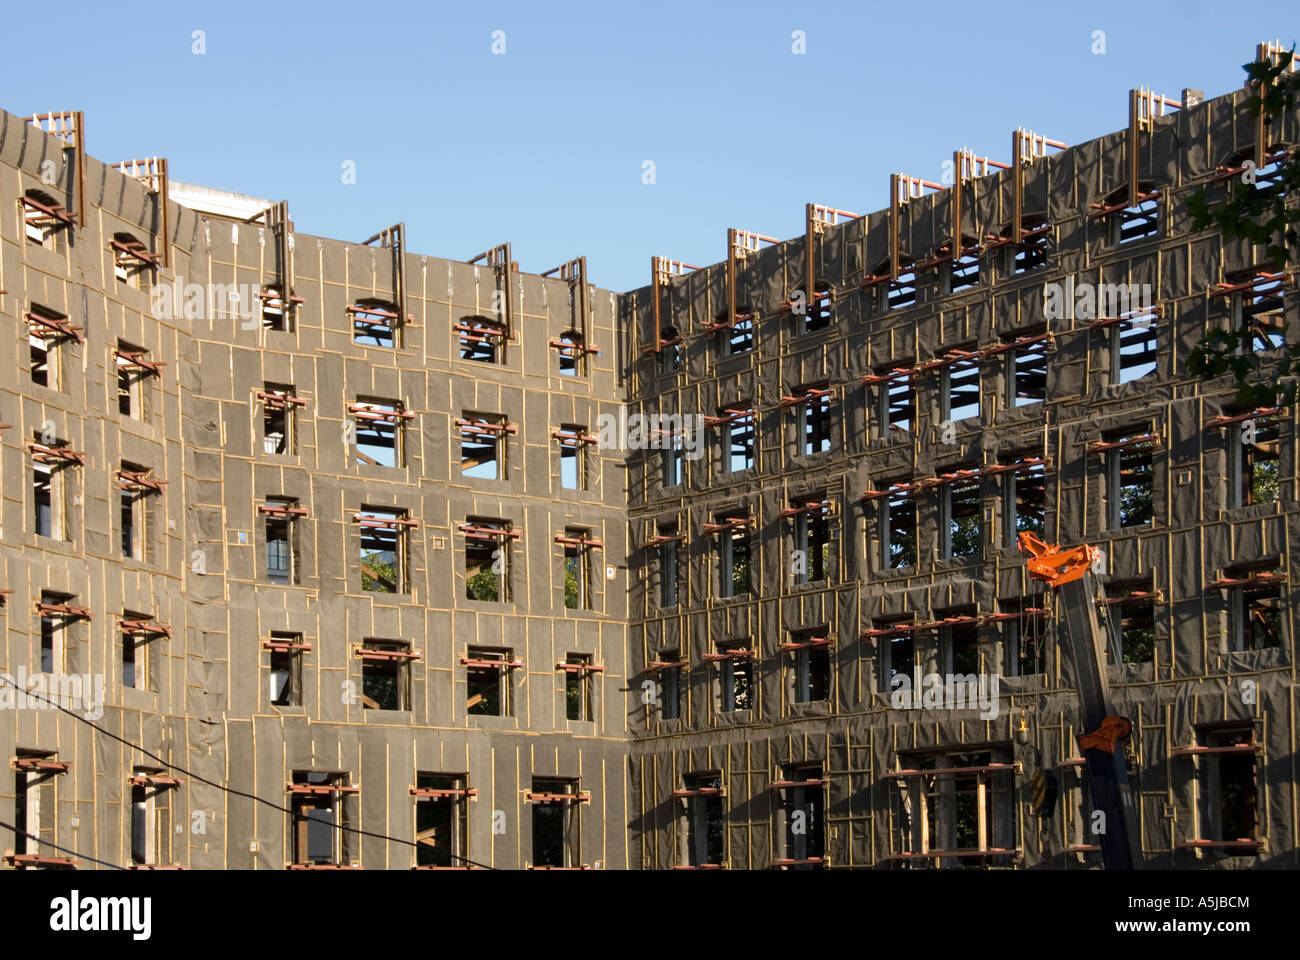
(1186, 48), (1300, 407)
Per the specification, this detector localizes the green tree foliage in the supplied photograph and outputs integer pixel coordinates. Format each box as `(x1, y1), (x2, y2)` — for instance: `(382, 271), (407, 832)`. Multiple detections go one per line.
(1187, 50), (1300, 406)
(467, 568), (499, 601)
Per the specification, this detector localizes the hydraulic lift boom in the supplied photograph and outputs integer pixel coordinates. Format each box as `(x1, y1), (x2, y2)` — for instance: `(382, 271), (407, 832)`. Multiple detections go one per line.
(1019, 532), (1144, 869)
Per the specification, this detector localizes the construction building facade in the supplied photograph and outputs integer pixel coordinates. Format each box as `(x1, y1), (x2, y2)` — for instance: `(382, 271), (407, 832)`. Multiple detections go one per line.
(2, 44), (1299, 869)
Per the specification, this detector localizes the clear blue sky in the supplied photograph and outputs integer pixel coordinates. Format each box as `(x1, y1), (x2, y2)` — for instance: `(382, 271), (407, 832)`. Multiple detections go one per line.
(4, 1), (1293, 292)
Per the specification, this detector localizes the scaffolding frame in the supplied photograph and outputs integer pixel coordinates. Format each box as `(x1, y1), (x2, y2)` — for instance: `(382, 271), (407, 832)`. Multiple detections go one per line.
(28, 111), (85, 227)
(116, 157), (171, 269)
(467, 243), (515, 339)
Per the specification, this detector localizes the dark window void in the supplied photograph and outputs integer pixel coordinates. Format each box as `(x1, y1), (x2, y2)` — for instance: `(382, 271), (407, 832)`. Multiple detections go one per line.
(659, 647), (681, 720)
(716, 641), (753, 712)
(1015, 224), (1049, 273)
(116, 341), (149, 418)
(658, 525), (679, 608)
(800, 389), (831, 455)
(880, 631), (914, 692)
(265, 498), (299, 585)
(803, 283), (833, 334)
(458, 316), (504, 363)
(1104, 583), (1155, 664)
(1002, 457), (1046, 542)
(1008, 338), (1047, 406)
(360, 508), (406, 593)
(465, 520), (510, 602)
(1104, 435), (1153, 528)
(883, 493), (917, 568)
(121, 609), (149, 690)
(34, 462), (55, 538)
(563, 529), (594, 611)
(1199, 728), (1257, 846)
(657, 326), (682, 373)
(1232, 416), (1279, 508)
(999, 602), (1046, 677)
(466, 648), (512, 716)
(361, 639), (410, 711)
(717, 514), (751, 598)
(719, 307), (754, 355)
(1236, 282), (1285, 353)
(565, 654), (593, 721)
(1233, 582), (1282, 651)
(415, 773), (469, 867)
(942, 621), (980, 675)
(782, 764), (825, 867)
(727, 410), (755, 472)
(531, 778), (579, 867)
(39, 591), (74, 674)
(790, 631), (830, 704)
(942, 473), (981, 560)
(269, 632), (303, 706)
(942, 351), (980, 423)
(291, 772), (347, 866)
(684, 773), (724, 866)
(120, 459), (147, 560)
(792, 498), (830, 584)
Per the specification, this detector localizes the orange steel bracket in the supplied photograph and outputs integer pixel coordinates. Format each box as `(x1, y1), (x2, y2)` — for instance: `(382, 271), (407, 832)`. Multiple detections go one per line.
(1018, 531), (1098, 587)
(1077, 715), (1133, 755)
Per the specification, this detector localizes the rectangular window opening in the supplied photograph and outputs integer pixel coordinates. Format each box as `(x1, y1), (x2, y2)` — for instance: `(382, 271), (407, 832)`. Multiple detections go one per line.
(360, 639), (411, 711)
(359, 508), (407, 593)
(1113, 312), (1159, 383)
(415, 773), (469, 868)
(466, 647), (513, 716)
(659, 647), (682, 720)
(658, 524), (680, 608)
(792, 498), (830, 585)
(564, 653), (593, 721)
(460, 412), (508, 480)
(457, 315), (504, 363)
(531, 778), (580, 868)
(942, 473), (982, 560)
(1008, 337), (1047, 406)
(1002, 456), (1046, 542)
(354, 400), (405, 468)
(883, 491), (917, 568)
(716, 513), (751, 598)
(464, 518), (511, 602)
(563, 528), (594, 611)
(269, 631), (304, 706)
(683, 772), (724, 867)
(1103, 433), (1154, 528)
(557, 424), (587, 490)
(262, 384), (297, 455)
(789, 630), (830, 704)
(942, 352), (980, 423)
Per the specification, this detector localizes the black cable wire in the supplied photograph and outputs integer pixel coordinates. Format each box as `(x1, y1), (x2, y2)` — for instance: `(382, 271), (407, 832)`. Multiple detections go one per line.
(0, 817), (127, 870)
(0, 673), (494, 870)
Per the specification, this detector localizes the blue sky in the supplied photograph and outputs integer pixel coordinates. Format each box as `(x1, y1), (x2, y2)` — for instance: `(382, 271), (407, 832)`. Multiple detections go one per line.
(4, 1), (1293, 292)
